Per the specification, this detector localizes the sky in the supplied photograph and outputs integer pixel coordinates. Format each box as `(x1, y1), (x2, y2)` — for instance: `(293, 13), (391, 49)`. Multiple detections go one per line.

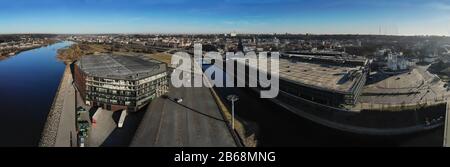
(0, 0), (450, 35)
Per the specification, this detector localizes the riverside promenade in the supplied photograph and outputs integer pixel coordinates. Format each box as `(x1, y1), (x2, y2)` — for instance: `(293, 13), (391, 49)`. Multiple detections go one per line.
(445, 102), (450, 147)
(39, 65), (77, 147)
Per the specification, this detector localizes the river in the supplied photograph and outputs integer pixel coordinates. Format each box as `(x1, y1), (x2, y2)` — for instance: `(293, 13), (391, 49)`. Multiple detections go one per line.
(0, 41), (73, 146)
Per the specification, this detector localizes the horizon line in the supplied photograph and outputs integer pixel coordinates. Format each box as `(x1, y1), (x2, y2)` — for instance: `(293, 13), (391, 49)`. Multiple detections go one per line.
(0, 32), (448, 37)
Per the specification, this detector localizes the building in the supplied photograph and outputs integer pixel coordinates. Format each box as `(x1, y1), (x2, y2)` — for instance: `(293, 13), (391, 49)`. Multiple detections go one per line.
(230, 52), (368, 107)
(74, 55), (169, 112)
(276, 53), (368, 106)
(237, 38), (244, 52)
(227, 53), (444, 135)
(277, 57), (367, 106)
(424, 52), (439, 63)
(387, 52), (413, 71)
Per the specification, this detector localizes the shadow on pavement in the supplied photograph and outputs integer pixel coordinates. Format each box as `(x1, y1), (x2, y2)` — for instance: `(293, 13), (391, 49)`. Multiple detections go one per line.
(167, 97), (226, 122)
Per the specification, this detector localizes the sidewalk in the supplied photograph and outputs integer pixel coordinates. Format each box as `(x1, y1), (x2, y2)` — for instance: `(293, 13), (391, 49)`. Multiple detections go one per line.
(40, 65), (77, 147)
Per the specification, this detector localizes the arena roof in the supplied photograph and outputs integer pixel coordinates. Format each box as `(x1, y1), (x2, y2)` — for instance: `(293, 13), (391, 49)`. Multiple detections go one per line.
(278, 59), (364, 93)
(235, 57), (366, 94)
(76, 54), (167, 80)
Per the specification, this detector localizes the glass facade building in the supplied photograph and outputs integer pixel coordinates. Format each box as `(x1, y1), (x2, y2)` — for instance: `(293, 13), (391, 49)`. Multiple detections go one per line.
(74, 55), (168, 112)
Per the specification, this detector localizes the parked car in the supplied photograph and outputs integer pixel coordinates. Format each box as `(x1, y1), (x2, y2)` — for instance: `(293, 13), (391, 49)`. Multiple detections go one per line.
(174, 98), (183, 103)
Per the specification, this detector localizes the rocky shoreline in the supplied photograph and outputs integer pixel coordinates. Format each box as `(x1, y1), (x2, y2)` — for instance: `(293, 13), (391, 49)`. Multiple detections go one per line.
(39, 65), (72, 147)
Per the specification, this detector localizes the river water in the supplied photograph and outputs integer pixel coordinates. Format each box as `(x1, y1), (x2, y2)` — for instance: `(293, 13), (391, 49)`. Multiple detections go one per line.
(0, 41), (73, 146)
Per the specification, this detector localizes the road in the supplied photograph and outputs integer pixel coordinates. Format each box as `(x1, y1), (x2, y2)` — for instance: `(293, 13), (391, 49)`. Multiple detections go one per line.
(131, 73), (237, 147)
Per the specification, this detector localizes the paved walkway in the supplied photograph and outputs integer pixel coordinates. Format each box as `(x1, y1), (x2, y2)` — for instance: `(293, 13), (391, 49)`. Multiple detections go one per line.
(40, 65), (77, 147)
(55, 70), (77, 147)
(445, 102), (450, 147)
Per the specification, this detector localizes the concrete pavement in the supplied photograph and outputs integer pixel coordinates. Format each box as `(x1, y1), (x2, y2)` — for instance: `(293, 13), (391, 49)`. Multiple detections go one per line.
(40, 65), (77, 147)
(54, 71), (77, 147)
(445, 102), (450, 147)
(88, 108), (117, 147)
(131, 72), (237, 147)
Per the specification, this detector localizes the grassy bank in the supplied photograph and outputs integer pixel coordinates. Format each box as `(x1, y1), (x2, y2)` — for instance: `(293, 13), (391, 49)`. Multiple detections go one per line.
(57, 43), (173, 65)
(57, 43), (111, 63)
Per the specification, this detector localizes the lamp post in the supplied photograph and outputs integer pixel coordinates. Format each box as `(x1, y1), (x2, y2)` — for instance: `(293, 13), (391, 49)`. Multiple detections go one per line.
(227, 95), (239, 130)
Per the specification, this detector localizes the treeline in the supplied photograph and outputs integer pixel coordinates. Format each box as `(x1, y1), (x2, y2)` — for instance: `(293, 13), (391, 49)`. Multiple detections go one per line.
(57, 43), (110, 63)
(0, 34), (57, 43)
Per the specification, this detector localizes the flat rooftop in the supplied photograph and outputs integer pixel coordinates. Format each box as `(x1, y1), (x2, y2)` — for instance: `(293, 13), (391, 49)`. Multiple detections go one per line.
(238, 57), (365, 94)
(278, 59), (363, 93)
(76, 55), (166, 80)
(283, 53), (368, 64)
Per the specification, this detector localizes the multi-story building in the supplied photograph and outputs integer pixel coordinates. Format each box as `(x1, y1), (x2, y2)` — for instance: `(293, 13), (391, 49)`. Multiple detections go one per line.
(74, 54), (168, 112)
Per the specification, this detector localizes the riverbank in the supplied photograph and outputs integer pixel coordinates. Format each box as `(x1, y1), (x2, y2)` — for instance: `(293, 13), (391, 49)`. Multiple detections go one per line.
(56, 43), (111, 62)
(39, 64), (75, 147)
(0, 40), (58, 61)
(56, 43), (173, 65)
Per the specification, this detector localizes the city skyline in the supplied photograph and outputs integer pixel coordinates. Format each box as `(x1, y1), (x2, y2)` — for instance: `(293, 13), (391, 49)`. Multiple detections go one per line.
(0, 0), (450, 35)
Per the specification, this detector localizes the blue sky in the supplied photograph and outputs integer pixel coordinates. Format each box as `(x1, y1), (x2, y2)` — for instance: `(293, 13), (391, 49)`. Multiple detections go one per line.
(0, 0), (449, 35)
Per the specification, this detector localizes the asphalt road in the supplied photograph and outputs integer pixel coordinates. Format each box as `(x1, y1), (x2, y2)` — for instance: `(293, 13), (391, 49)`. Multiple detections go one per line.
(131, 73), (237, 147)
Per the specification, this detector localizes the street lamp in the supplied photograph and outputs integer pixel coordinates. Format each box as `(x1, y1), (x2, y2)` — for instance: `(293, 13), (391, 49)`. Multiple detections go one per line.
(227, 95), (239, 130)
